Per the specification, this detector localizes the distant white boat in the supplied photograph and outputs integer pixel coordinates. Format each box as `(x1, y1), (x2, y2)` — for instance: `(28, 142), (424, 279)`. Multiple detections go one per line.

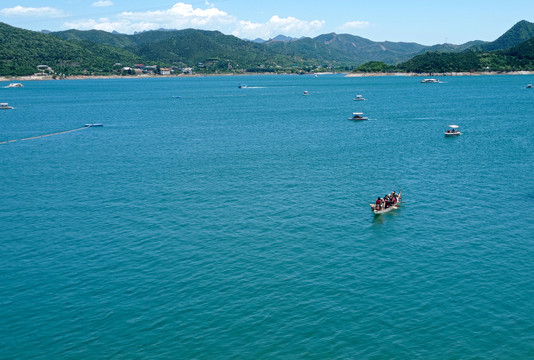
(238, 84), (247, 89)
(527, 84), (533, 88)
(421, 78), (439, 83)
(354, 95), (366, 101)
(0, 102), (14, 110)
(348, 112), (368, 121)
(303, 90), (309, 95)
(445, 124), (462, 137)
(5, 83), (23, 88)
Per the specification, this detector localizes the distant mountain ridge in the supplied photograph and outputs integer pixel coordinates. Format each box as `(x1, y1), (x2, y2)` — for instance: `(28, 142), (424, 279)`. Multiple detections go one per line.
(49, 20), (534, 67)
(51, 26), (494, 67)
(1, 20), (534, 76)
(249, 35), (298, 43)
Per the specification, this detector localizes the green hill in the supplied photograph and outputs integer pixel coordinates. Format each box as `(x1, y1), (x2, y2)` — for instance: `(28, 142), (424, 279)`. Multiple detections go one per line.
(3, 20), (534, 77)
(358, 35), (534, 74)
(52, 29), (136, 49)
(353, 20), (534, 74)
(0, 22), (141, 76)
(474, 20), (534, 51)
(130, 29), (301, 70)
(52, 28), (308, 72)
(265, 33), (428, 65)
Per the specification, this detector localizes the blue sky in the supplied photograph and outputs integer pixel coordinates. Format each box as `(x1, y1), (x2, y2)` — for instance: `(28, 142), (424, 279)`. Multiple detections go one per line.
(0, 0), (532, 45)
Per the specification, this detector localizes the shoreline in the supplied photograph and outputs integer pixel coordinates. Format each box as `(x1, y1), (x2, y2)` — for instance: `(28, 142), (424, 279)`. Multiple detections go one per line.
(345, 71), (534, 77)
(0, 73), (312, 82)
(2, 70), (534, 82)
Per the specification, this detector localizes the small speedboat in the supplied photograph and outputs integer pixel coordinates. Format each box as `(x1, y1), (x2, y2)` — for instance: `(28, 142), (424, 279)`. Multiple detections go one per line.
(348, 112), (368, 121)
(238, 84), (247, 89)
(354, 95), (366, 101)
(0, 102), (14, 110)
(421, 78), (439, 83)
(84, 123), (103, 127)
(303, 90), (309, 95)
(370, 191), (402, 215)
(4, 83), (23, 88)
(445, 124), (462, 137)
(527, 84), (533, 88)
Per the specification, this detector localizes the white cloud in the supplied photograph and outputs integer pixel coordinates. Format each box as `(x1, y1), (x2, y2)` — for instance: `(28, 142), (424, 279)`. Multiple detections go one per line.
(0, 5), (66, 18)
(338, 21), (370, 31)
(234, 15), (325, 39)
(63, 18), (151, 33)
(119, 2), (235, 27)
(92, 1), (114, 8)
(62, 2), (325, 38)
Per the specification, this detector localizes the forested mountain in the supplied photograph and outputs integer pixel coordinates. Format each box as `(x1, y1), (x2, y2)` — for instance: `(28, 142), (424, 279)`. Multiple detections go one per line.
(0, 22), (141, 76)
(473, 20), (534, 51)
(52, 28), (307, 70)
(415, 40), (487, 55)
(52, 29), (136, 49)
(128, 29), (301, 69)
(357, 28), (534, 74)
(264, 33), (428, 65)
(2, 20), (534, 76)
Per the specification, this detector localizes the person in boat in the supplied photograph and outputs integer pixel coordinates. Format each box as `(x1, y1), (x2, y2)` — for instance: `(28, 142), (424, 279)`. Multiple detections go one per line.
(384, 194), (391, 208)
(375, 197), (382, 210)
(391, 191), (397, 204)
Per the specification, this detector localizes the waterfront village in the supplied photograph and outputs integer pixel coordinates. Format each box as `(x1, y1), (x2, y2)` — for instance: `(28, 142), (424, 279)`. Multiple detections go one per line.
(12, 61), (336, 80)
(28, 63), (195, 79)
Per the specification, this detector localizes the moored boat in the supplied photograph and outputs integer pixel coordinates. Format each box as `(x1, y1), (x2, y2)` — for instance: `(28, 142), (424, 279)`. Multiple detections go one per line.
(445, 124), (462, 137)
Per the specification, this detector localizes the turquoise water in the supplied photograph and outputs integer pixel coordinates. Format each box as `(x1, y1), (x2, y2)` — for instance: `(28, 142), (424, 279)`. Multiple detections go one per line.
(1, 74), (534, 359)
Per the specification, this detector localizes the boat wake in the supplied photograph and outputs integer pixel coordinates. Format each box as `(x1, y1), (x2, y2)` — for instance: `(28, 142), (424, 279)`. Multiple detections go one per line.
(0, 125), (99, 144)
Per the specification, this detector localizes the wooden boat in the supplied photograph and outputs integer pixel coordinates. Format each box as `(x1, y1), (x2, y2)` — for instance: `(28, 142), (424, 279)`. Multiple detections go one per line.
(370, 191), (402, 215)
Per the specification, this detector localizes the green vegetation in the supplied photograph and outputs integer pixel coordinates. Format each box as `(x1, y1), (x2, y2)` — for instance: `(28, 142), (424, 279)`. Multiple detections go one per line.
(2, 20), (534, 77)
(473, 20), (534, 52)
(353, 61), (397, 73)
(354, 28), (534, 74)
(369, 20), (534, 74)
(0, 22), (142, 76)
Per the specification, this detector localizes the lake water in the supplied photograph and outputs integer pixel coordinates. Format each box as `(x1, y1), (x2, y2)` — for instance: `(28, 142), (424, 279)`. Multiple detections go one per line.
(1, 74), (534, 359)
